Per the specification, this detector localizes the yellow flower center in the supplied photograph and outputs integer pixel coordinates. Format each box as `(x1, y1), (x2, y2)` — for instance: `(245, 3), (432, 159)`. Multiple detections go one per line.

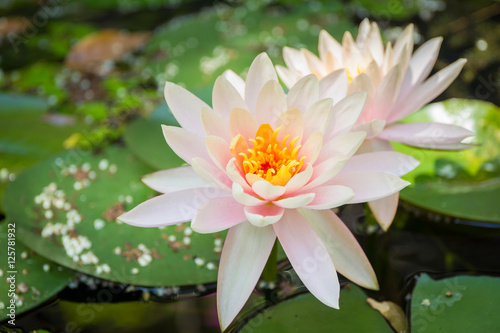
(346, 63), (365, 83)
(230, 124), (305, 186)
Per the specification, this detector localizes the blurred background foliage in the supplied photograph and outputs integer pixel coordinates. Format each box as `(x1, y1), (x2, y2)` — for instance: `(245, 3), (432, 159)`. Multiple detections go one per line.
(1, 0), (500, 332)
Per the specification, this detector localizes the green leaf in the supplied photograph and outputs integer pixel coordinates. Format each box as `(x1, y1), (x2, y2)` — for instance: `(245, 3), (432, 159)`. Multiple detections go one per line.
(3, 146), (227, 286)
(394, 99), (500, 223)
(411, 274), (500, 332)
(0, 221), (74, 322)
(0, 93), (85, 212)
(144, 2), (354, 89)
(237, 285), (393, 332)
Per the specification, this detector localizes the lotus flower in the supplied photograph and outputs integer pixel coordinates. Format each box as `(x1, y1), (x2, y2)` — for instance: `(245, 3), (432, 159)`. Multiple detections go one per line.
(119, 53), (418, 331)
(276, 19), (474, 229)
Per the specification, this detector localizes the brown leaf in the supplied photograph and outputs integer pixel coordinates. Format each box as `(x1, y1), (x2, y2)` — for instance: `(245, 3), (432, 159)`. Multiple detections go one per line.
(367, 297), (408, 333)
(65, 29), (151, 75)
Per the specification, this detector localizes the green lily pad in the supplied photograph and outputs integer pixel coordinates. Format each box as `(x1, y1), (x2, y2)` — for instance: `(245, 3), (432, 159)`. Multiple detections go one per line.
(144, 2), (353, 88)
(394, 99), (500, 223)
(411, 274), (500, 332)
(0, 93), (86, 212)
(0, 221), (74, 322)
(3, 146), (227, 286)
(58, 295), (217, 332)
(237, 285), (393, 332)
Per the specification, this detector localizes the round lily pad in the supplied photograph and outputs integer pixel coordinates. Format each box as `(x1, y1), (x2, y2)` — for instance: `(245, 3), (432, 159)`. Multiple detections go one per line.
(0, 221), (74, 322)
(411, 273), (500, 332)
(394, 99), (500, 223)
(0, 93), (87, 213)
(3, 146), (227, 286)
(144, 2), (354, 88)
(236, 285), (393, 332)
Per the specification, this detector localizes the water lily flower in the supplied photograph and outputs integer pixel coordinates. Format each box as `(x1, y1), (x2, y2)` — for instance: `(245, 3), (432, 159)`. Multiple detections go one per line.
(119, 53), (418, 331)
(276, 19), (474, 229)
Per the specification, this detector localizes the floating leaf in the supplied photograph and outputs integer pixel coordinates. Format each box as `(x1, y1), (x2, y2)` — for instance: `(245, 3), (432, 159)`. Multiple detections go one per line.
(395, 99), (500, 223)
(236, 285), (393, 332)
(0, 93), (85, 212)
(3, 146), (227, 286)
(58, 294), (218, 333)
(411, 274), (500, 333)
(144, 2), (354, 88)
(0, 221), (74, 322)
(65, 29), (151, 75)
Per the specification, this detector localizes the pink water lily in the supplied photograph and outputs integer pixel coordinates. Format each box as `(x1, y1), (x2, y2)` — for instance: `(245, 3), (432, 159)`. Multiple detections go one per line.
(276, 19), (474, 229)
(119, 53), (418, 331)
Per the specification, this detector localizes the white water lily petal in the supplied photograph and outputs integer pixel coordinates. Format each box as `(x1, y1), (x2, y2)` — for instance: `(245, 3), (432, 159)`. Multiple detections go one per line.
(332, 171), (410, 203)
(303, 185), (354, 210)
(368, 192), (399, 231)
(255, 79), (287, 125)
(287, 74), (319, 112)
(300, 132), (323, 165)
(252, 181), (286, 201)
(389, 58), (467, 123)
(200, 107), (230, 141)
(245, 53), (278, 114)
(324, 91), (367, 140)
(319, 69), (348, 102)
(221, 69), (245, 97)
(119, 189), (228, 227)
(357, 138), (394, 154)
(284, 164), (313, 194)
(232, 182), (267, 206)
(303, 156), (348, 191)
(365, 23), (384, 65)
(372, 65), (402, 120)
(273, 193), (315, 209)
(316, 131), (366, 164)
(206, 135), (233, 171)
(162, 125), (211, 164)
(191, 157), (232, 191)
(299, 209), (378, 290)
(245, 205), (285, 227)
(217, 223), (276, 331)
(283, 46), (309, 75)
(141, 166), (210, 194)
(164, 82), (211, 136)
(225, 158), (252, 192)
(379, 122), (474, 148)
(342, 151), (419, 176)
(398, 37), (443, 100)
(276, 64), (302, 88)
(274, 210), (340, 308)
(303, 99), (332, 137)
(352, 119), (386, 140)
(229, 107), (259, 139)
(275, 108), (304, 144)
(302, 48), (327, 77)
(191, 196), (246, 233)
(319, 29), (343, 62)
(213, 76), (247, 120)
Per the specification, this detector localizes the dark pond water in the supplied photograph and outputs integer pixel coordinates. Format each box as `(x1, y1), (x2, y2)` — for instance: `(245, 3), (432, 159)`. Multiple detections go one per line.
(1, 0), (499, 332)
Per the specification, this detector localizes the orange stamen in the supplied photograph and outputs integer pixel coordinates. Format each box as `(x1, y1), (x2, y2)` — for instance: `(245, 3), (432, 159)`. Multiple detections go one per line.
(230, 124), (306, 186)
